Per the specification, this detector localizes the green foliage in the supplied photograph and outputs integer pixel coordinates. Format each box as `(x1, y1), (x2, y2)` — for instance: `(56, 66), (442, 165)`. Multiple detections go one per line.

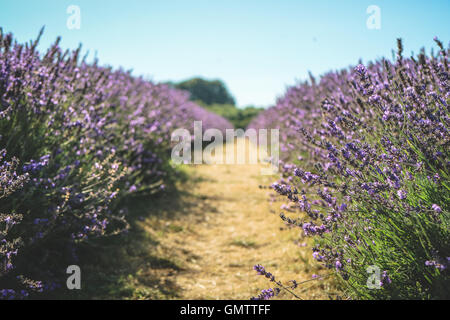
(324, 167), (450, 299)
(175, 78), (236, 106)
(201, 103), (263, 129)
(169, 77), (263, 129)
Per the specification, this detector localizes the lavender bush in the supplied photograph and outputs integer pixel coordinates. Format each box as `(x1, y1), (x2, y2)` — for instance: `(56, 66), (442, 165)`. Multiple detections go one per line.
(250, 39), (449, 299)
(0, 28), (232, 299)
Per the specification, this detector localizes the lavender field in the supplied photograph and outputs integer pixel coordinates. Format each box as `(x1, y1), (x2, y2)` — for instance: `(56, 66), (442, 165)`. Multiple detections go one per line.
(250, 39), (449, 300)
(0, 29), (234, 299)
(0, 1), (449, 303)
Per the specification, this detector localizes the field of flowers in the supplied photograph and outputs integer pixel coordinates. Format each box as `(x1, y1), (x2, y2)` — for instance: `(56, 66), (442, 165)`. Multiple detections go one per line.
(1, 25), (449, 301)
(0, 29), (232, 299)
(250, 39), (449, 299)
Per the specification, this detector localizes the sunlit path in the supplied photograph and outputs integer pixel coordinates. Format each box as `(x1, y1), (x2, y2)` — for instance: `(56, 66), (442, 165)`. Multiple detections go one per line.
(142, 139), (328, 299)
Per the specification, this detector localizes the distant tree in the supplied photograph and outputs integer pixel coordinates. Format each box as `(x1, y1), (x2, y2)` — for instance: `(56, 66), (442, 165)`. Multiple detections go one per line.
(175, 78), (236, 106)
(201, 103), (264, 129)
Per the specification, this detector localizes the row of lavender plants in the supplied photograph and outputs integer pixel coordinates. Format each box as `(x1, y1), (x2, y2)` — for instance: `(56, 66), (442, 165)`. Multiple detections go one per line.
(250, 39), (449, 299)
(0, 29), (232, 299)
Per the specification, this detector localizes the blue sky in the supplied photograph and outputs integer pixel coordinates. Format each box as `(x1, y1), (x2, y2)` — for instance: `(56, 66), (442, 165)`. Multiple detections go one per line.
(1, 0), (449, 107)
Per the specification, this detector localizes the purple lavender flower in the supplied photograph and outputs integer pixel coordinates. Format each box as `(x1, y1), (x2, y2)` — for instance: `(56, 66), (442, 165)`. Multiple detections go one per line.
(431, 204), (442, 213)
(397, 189), (407, 200)
(253, 264), (266, 275)
(251, 288), (280, 300)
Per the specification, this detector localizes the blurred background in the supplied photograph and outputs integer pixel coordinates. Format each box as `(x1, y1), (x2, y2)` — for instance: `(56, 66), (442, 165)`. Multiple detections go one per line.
(1, 0), (448, 114)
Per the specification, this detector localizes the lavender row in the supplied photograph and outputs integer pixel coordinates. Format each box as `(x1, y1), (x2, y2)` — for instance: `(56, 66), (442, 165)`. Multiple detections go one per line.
(250, 39), (449, 299)
(0, 28), (232, 299)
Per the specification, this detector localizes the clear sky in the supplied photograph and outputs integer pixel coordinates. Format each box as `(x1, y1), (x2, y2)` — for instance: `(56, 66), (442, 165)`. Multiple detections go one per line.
(1, 0), (449, 107)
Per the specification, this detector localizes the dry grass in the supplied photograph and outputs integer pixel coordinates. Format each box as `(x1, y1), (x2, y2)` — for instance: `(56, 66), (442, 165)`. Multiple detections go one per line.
(66, 139), (335, 300)
(139, 139), (333, 299)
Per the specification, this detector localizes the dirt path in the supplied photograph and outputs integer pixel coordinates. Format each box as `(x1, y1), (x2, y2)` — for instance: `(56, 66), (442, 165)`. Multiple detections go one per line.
(141, 139), (329, 299)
